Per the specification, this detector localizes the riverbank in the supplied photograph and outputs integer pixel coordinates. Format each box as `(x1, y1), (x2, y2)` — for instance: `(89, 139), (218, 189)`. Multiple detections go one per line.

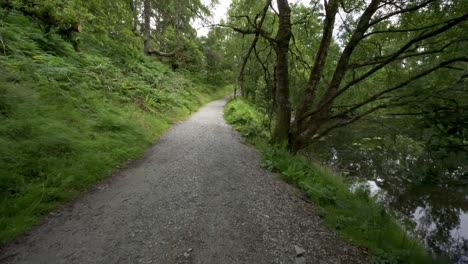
(224, 98), (450, 263)
(305, 116), (468, 260)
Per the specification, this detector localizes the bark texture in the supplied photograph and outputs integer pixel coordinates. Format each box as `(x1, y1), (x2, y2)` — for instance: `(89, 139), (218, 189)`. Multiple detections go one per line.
(271, 0), (292, 144)
(143, 0), (152, 54)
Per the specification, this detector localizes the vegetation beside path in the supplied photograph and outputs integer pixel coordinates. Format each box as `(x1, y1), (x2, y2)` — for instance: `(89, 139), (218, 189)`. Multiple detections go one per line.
(0, 12), (229, 244)
(224, 99), (449, 264)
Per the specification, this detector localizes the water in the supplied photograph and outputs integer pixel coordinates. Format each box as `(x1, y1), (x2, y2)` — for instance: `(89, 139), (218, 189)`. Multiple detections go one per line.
(306, 120), (468, 261)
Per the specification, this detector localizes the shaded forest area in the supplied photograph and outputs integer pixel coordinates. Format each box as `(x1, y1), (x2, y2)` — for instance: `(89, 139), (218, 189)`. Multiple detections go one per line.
(0, 0), (467, 263)
(0, 0), (230, 244)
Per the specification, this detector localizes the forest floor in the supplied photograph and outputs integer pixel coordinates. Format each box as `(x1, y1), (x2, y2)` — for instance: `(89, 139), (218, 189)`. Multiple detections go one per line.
(0, 99), (366, 264)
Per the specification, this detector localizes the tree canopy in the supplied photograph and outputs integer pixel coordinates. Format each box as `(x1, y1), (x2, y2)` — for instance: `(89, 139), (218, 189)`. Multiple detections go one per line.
(219, 0), (467, 153)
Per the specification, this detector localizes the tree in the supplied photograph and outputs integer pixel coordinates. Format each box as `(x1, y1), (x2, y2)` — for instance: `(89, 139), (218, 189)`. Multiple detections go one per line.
(225, 0), (468, 152)
(141, 0), (212, 61)
(2, 0), (89, 51)
(200, 26), (233, 83)
(221, 0), (293, 143)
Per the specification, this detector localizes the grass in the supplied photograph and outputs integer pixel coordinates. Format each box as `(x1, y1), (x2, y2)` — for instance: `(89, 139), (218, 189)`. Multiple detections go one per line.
(224, 98), (449, 264)
(0, 12), (230, 243)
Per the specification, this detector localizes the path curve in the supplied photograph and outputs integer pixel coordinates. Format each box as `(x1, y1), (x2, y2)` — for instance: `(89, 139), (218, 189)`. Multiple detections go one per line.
(0, 99), (366, 264)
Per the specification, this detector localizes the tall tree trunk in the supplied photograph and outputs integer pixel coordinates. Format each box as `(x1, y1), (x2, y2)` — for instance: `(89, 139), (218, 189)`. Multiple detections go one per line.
(143, 0), (152, 54)
(129, 0), (139, 34)
(142, 0), (176, 57)
(175, 0), (181, 50)
(290, 0), (381, 153)
(290, 0), (339, 152)
(271, 0), (292, 144)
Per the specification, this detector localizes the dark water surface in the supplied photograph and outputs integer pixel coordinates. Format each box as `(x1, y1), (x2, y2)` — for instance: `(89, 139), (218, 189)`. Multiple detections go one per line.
(306, 119), (468, 262)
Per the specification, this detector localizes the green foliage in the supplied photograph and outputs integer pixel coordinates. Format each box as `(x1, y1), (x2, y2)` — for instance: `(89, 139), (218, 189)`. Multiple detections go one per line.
(225, 99), (449, 264)
(226, 0), (467, 154)
(200, 26), (235, 84)
(0, 11), (230, 244)
(224, 99), (269, 140)
(6, 0), (91, 30)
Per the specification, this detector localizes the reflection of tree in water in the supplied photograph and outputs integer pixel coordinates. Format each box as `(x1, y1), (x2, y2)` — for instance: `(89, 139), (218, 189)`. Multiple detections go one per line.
(307, 121), (468, 259)
(390, 187), (468, 258)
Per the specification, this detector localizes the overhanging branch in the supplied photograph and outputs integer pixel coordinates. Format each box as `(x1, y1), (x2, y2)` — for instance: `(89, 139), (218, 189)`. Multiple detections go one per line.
(230, 0), (273, 96)
(312, 104), (387, 142)
(146, 48), (177, 57)
(368, 0), (436, 27)
(332, 57), (468, 119)
(348, 38), (468, 69)
(337, 13), (468, 97)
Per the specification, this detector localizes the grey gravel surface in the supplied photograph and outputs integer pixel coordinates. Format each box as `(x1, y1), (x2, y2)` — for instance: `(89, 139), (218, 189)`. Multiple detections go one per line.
(0, 99), (367, 264)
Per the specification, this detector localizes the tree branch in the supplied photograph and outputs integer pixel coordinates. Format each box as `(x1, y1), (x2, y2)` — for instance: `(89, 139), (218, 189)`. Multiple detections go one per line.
(217, 23), (276, 44)
(146, 49), (177, 57)
(332, 57), (468, 119)
(294, 0), (340, 121)
(365, 19), (447, 37)
(312, 104), (387, 142)
(232, 0), (273, 96)
(337, 13), (468, 97)
(348, 38), (468, 69)
(315, 0), (382, 112)
(368, 0), (436, 27)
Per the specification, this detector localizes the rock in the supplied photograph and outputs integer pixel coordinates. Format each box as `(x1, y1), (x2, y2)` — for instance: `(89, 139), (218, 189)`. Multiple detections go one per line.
(49, 211), (62, 217)
(187, 248), (193, 252)
(183, 252), (190, 259)
(294, 245), (306, 257)
(295, 256), (306, 264)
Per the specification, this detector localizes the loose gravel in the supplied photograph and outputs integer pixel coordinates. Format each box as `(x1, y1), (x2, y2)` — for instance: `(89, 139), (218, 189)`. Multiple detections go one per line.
(0, 99), (367, 264)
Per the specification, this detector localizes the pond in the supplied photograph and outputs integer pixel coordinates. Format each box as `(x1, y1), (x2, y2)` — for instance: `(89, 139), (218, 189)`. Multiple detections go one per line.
(306, 118), (468, 262)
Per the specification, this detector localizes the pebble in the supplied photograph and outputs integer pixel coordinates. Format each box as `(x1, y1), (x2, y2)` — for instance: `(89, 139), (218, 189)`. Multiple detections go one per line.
(294, 245), (306, 257)
(295, 256), (306, 264)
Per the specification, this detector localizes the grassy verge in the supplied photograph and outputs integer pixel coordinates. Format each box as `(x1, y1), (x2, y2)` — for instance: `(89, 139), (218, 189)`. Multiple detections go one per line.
(224, 98), (448, 264)
(0, 13), (230, 243)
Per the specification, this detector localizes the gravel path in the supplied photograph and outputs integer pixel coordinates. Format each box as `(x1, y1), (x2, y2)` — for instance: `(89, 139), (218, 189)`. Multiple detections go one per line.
(0, 99), (367, 264)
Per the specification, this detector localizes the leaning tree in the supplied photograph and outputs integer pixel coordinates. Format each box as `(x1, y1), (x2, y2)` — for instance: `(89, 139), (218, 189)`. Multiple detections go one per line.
(225, 0), (468, 152)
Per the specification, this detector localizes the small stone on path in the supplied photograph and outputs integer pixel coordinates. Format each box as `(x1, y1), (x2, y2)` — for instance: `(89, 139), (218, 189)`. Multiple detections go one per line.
(294, 245), (306, 257)
(295, 256), (306, 264)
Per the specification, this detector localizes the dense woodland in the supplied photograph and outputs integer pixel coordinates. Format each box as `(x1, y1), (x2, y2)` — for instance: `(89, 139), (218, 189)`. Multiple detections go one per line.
(0, 0), (467, 263)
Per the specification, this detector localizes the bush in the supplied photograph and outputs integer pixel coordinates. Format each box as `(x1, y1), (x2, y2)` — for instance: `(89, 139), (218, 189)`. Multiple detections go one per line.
(224, 99), (269, 140)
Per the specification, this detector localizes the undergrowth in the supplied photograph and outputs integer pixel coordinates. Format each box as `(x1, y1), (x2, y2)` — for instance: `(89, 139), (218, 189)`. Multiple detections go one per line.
(0, 13), (230, 243)
(224, 98), (449, 264)
(224, 99), (270, 141)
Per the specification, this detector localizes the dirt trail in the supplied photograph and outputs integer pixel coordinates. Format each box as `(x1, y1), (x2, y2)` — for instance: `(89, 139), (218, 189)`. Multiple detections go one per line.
(0, 99), (366, 264)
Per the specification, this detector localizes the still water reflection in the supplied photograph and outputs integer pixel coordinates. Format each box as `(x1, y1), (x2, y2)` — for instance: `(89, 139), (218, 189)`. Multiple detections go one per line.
(306, 121), (468, 261)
